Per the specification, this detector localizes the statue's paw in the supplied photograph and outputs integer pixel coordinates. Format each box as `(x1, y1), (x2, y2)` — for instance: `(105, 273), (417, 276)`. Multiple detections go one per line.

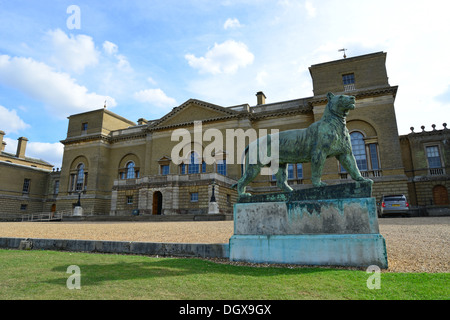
(355, 176), (373, 184)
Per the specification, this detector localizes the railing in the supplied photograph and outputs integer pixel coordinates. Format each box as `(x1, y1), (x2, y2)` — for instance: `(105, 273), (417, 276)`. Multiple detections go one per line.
(344, 84), (356, 92)
(341, 170), (382, 179)
(429, 168), (445, 176)
(22, 212), (63, 222)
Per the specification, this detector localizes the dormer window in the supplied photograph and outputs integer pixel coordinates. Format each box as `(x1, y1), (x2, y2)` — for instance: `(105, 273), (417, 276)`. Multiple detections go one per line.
(342, 73), (355, 92)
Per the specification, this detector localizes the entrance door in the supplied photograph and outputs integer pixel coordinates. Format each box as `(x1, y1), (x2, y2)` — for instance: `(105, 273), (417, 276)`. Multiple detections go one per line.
(152, 191), (163, 215)
(433, 185), (449, 205)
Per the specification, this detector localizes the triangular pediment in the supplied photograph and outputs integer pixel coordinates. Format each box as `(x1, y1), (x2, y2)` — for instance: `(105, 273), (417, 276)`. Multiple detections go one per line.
(152, 99), (237, 128)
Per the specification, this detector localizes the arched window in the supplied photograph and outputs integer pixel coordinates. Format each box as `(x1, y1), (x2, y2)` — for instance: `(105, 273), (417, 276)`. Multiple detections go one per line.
(73, 163), (87, 191)
(350, 132), (368, 171)
(126, 161), (136, 179)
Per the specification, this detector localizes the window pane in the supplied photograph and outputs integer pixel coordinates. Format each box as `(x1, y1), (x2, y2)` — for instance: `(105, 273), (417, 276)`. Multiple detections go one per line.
(190, 192), (198, 202)
(126, 162), (135, 179)
(217, 159), (227, 176)
(188, 152), (200, 174)
(350, 132), (367, 171)
(161, 165), (169, 175)
(426, 146), (442, 168)
(22, 179), (30, 193)
(342, 73), (355, 85)
(76, 164), (85, 190)
(202, 161), (206, 173)
(369, 144), (379, 170)
(288, 164), (294, 180)
(296, 164), (303, 178)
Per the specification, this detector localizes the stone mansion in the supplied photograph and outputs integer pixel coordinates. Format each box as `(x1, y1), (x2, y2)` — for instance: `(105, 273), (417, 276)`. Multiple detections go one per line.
(1, 52), (448, 218)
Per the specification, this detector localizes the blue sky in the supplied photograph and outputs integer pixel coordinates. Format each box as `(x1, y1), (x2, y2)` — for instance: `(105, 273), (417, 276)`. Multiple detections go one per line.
(0, 0), (449, 168)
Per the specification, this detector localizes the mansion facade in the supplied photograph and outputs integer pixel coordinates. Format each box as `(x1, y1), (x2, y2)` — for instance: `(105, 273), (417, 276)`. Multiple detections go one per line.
(1, 52), (448, 218)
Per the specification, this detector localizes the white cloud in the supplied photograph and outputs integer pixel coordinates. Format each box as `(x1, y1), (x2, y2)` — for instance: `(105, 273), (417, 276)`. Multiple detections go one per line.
(0, 54), (116, 118)
(0, 105), (30, 133)
(224, 18), (242, 29)
(185, 40), (254, 74)
(147, 77), (157, 85)
(26, 141), (64, 167)
(102, 40), (133, 72)
(133, 88), (176, 109)
(103, 41), (118, 55)
(304, 1), (316, 18)
(47, 29), (99, 73)
(3, 137), (64, 167)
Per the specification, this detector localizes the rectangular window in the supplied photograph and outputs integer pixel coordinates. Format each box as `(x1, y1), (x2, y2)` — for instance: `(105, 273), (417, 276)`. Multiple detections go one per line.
(342, 73), (355, 91)
(22, 179), (31, 193)
(426, 146), (442, 168)
(161, 165), (170, 175)
(288, 164), (294, 180)
(188, 164), (199, 174)
(217, 159), (227, 176)
(54, 180), (60, 194)
(20, 204), (27, 211)
(81, 122), (88, 135)
(296, 164), (303, 179)
(126, 196), (133, 205)
(190, 192), (198, 202)
(369, 144), (379, 170)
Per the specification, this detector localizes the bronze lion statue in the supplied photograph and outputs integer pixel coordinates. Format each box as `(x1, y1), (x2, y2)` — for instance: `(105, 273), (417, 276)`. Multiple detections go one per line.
(232, 92), (372, 197)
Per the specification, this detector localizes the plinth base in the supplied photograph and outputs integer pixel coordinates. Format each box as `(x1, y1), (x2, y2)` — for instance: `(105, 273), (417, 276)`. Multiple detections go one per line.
(73, 206), (83, 216)
(229, 233), (388, 268)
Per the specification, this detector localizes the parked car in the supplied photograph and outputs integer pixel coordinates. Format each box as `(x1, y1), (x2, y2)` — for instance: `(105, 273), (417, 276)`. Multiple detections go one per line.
(377, 195), (409, 217)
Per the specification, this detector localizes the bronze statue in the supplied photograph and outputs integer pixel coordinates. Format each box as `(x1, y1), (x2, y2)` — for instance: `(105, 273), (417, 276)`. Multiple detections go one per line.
(232, 92), (372, 197)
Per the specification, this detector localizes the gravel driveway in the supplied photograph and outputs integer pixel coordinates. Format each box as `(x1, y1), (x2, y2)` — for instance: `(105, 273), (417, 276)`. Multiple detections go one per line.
(0, 216), (448, 273)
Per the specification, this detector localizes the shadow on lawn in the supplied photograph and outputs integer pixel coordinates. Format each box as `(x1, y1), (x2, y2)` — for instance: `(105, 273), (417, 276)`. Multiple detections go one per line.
(46, 256), (351, 287)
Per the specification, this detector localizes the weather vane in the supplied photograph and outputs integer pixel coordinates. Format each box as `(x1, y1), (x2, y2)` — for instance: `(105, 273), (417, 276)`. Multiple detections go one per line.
(338, 48), (347, 58)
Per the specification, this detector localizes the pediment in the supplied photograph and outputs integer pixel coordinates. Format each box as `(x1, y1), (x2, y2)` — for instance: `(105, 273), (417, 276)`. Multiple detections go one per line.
(152, 99), (237, 128)
(158, 155), (171, 164)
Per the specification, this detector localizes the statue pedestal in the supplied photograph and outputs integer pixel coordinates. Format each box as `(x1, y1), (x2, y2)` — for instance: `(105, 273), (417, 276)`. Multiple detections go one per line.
(73, 206), (83, 216)
(208, 201), (220, 214)
(229, 195), (388, 268)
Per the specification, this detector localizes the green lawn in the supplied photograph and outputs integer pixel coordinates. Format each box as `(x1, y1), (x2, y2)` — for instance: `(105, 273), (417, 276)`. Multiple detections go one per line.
(0, 249), (448, 300)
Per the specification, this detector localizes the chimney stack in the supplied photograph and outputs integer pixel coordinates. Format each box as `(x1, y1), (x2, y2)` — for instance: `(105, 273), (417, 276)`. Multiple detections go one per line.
(16, 137), (29, 159)
(0, 131), (5, 152)
(256, 91), (266, 105)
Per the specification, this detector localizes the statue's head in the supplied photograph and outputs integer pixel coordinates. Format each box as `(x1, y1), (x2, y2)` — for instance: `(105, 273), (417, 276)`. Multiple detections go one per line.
(326, 92), (356, 118)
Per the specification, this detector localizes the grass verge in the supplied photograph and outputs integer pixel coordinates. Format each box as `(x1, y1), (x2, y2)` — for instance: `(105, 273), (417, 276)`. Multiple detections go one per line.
(0, 249), (448, 300)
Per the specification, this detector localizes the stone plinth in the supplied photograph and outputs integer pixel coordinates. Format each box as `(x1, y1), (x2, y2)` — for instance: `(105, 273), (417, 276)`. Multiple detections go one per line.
(229, 234), (387, 268)
(234, 198), (379, 235)
(229, 183), (388, 268)
(73, 206), (83, 216)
